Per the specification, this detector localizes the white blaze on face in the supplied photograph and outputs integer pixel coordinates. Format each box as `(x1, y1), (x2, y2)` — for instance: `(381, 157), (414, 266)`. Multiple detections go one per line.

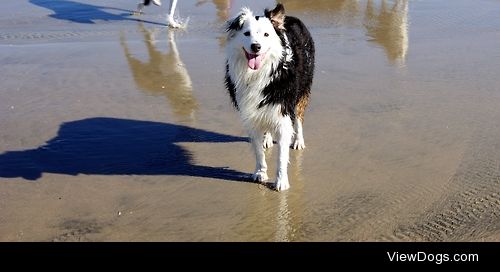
(241, 16), (280, 70)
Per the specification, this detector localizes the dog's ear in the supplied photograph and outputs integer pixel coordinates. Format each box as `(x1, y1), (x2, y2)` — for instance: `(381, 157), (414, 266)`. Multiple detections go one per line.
(226, 8), (252, 33)
(265, 3), (286, 31)
(226, 14), (243, 32)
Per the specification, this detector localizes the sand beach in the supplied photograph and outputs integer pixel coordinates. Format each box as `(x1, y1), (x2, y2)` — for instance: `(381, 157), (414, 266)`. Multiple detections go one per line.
(1, 0), (499, 241)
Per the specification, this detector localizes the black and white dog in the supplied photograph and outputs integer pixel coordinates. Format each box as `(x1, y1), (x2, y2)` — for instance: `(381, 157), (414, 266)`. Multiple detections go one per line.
(225, 3), (315, 191)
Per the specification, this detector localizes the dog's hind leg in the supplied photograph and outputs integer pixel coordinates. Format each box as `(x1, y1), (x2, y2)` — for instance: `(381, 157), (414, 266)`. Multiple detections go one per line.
(275, 117), (293, 191)
(251, 131), (269, 182)
(292, 119), (305, 150)
(292, 94), (309, 150)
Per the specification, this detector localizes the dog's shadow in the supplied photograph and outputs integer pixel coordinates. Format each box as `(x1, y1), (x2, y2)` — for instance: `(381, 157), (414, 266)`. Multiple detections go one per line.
(29, 0), (165, 25)
(0, 117), (251, 182)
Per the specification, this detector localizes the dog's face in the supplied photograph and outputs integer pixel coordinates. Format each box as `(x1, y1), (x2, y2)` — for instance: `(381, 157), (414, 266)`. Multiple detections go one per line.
(226, 4), (286, 71)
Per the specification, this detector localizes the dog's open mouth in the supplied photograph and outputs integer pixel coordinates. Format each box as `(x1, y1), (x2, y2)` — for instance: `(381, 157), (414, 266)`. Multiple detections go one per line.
(243, 48), (266, 70)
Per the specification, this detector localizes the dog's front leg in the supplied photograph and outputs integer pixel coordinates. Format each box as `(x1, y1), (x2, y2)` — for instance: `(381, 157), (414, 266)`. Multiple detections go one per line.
(275, 117), (293, 191)
(263, 132), (273, 149)
(251, 131), (268, 182)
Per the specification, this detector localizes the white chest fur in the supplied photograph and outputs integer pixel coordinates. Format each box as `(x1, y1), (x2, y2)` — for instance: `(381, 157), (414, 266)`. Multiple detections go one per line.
(228, 58), (284, 134)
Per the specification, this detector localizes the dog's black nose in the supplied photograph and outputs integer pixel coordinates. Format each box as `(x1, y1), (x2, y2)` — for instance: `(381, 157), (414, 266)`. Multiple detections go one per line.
(251, 43), (261, 53)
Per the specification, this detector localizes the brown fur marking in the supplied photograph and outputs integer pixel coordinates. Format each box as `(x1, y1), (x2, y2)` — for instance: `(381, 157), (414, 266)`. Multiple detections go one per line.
(296, 93), (310, 122)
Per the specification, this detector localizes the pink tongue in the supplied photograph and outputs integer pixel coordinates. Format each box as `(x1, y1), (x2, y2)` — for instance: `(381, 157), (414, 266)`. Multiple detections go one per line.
(248, 54), (263, 70)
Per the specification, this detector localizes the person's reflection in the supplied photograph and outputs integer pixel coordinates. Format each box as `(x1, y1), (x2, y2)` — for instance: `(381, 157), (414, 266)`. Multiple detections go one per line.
(196, 0), (232, 22)
(196, 0), (232, 49)
(280, 0), (359, 25)
(120, 24), (198, 121)
(280, 0), (358, 13)
(279, 0), (409, 65)
(364, 0), (409, 65)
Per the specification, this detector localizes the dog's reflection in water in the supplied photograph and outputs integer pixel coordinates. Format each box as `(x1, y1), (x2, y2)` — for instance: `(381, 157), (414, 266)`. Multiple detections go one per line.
(121, 24), (198, 122)
(236, 151), (305, 241)
(273, 150), (305, 241)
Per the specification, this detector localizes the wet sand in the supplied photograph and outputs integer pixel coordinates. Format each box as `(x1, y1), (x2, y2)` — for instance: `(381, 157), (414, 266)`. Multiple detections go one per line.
(1, 0), (500, 241)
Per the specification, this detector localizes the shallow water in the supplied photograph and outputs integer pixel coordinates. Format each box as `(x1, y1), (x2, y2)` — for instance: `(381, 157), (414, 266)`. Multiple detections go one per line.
(1, 0), (499, 241)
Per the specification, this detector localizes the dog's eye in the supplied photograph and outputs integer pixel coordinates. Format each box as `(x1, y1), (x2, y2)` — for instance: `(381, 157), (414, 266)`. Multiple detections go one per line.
(244, 31), (250, 36)
(264, 33), (269, 37)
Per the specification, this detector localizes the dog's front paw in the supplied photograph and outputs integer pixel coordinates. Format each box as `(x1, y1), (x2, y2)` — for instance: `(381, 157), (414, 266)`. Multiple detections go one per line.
(274, 177), (290, 191)
(252, 171), (269, 182)
(263, 133), (274, 149)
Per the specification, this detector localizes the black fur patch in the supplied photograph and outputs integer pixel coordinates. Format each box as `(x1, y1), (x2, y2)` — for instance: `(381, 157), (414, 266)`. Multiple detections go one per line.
(258, 16), (315, 119)
(226, 15), (243, 32)
(225, 63), (239, 110)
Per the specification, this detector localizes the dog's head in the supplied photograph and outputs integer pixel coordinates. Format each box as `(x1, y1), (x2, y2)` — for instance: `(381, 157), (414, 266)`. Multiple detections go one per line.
(225, 4), (286, 71)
